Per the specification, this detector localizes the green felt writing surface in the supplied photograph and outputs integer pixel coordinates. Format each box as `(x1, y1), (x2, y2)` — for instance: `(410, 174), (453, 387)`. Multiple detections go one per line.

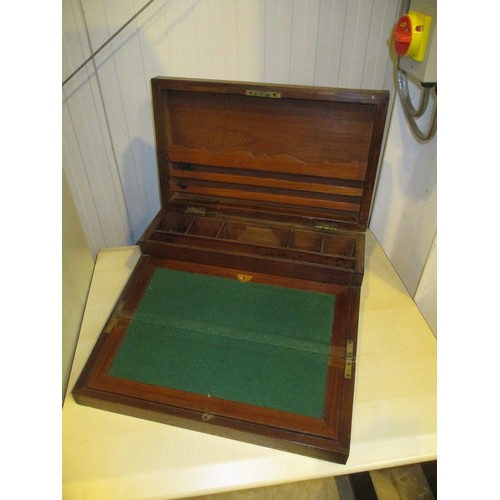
(109, 269), (336, 417)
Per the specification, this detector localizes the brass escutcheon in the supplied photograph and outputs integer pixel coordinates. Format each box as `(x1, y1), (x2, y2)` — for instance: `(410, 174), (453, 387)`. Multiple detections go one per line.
(237, 274), (253, 282)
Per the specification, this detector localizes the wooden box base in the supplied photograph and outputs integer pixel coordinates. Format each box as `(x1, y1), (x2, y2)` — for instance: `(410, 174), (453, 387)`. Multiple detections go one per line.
(73, 249), (360, 463)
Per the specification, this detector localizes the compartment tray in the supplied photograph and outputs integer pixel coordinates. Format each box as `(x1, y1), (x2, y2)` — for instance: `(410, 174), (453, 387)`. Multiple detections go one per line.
(151, 214), (358, 271)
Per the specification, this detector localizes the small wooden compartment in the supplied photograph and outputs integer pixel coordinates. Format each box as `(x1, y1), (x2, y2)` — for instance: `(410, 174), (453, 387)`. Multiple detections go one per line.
(157, 212), (194, 233)
(289, 230), (323, 252)
(323, 234), (357, 257)
(218, 221), (290, 247)
(186, 216), (224, 237)
(73, 77), (389, 464)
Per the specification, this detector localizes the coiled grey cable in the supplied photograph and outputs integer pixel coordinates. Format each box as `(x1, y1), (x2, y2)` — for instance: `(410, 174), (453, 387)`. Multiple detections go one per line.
(397, 67), (437, 141)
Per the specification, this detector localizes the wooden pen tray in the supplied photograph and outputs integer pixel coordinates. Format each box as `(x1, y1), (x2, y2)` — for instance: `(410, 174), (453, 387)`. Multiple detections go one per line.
(144, 210), (363, 274)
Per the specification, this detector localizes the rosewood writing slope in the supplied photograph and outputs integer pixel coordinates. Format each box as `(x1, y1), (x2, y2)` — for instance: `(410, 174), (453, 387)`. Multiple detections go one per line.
(73, 77), (389, 464)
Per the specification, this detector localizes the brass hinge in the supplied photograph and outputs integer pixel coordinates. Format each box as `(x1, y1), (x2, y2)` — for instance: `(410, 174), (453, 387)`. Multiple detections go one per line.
(246, 89), (281, 99)
(201, 412), (214, 422)
(314, 222), (338, 233)
(185, 206), (207, 216)
(104, 301), (125, 334)
(344, 339), (355, 379)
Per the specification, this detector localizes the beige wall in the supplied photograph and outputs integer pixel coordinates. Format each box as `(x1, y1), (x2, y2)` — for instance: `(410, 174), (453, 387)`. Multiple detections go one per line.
(62, 170), (94, 401)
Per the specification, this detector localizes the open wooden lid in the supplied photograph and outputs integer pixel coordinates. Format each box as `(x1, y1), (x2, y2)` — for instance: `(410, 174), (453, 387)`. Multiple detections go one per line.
(151, 77), (389, 231)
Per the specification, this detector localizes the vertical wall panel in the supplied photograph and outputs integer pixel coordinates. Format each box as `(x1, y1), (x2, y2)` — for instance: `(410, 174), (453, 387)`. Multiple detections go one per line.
(63, 0), (131, 255)
(221, 0), (240, 79)
(135, 0), (174, 77)
(159, 1), (183, 75)
(62, 106), (103, 254)
(264, 0), (294, 83)
(159, 1), (189, 76)
(178, 1), (201, 77)
(337, 0), (373, 87)
(361, 0), (397, 89)
(314, 0), (347, 87)
(289, 0), (321, 85)
(63, 72), (131, 250)
(82, 0), (159, 242)
(207, 0), (229, 78)
(193, 0), (213, 78)
(62, 0), (105, 253)
(236, 0), (266, 81)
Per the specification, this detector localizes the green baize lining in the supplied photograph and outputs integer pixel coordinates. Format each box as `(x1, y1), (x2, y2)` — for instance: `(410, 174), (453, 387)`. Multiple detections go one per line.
(109, 268), (336, 418)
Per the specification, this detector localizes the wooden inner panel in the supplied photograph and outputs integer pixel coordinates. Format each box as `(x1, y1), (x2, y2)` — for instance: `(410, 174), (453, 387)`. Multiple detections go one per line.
(186, 217), (223, 237)
(165, 91), (374, 166)
(218, 222), (290, 247)
(160, 90), (376, 223)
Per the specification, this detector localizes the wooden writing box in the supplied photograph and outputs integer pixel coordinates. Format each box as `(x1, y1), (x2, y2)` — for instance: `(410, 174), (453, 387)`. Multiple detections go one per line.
(73, 77), (389, 463)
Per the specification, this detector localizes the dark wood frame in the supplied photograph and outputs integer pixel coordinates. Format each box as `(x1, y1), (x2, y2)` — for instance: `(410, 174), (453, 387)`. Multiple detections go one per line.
(74, 255), (359, 463)
(73, 78), (389, 464)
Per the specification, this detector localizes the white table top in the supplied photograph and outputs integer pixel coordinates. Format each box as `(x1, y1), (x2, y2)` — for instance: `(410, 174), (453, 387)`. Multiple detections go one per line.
(62, 230), (436, 500)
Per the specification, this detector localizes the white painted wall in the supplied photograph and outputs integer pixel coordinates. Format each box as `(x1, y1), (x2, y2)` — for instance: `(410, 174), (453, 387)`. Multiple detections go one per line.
(370, 84), (437, 294)
(369, 74), (437, 334)
(62, 0), (436, 333)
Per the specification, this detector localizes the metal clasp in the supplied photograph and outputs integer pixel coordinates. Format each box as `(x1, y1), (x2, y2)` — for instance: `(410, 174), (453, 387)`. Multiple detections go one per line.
(344, 339), (355, 379)
(314, 222), (338, 233)
(246, 89), (281, 98)
(185, 206), (207, 216)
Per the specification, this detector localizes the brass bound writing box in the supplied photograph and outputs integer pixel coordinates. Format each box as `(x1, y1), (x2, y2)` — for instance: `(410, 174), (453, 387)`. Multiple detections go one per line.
(73, 77), (389, 463)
